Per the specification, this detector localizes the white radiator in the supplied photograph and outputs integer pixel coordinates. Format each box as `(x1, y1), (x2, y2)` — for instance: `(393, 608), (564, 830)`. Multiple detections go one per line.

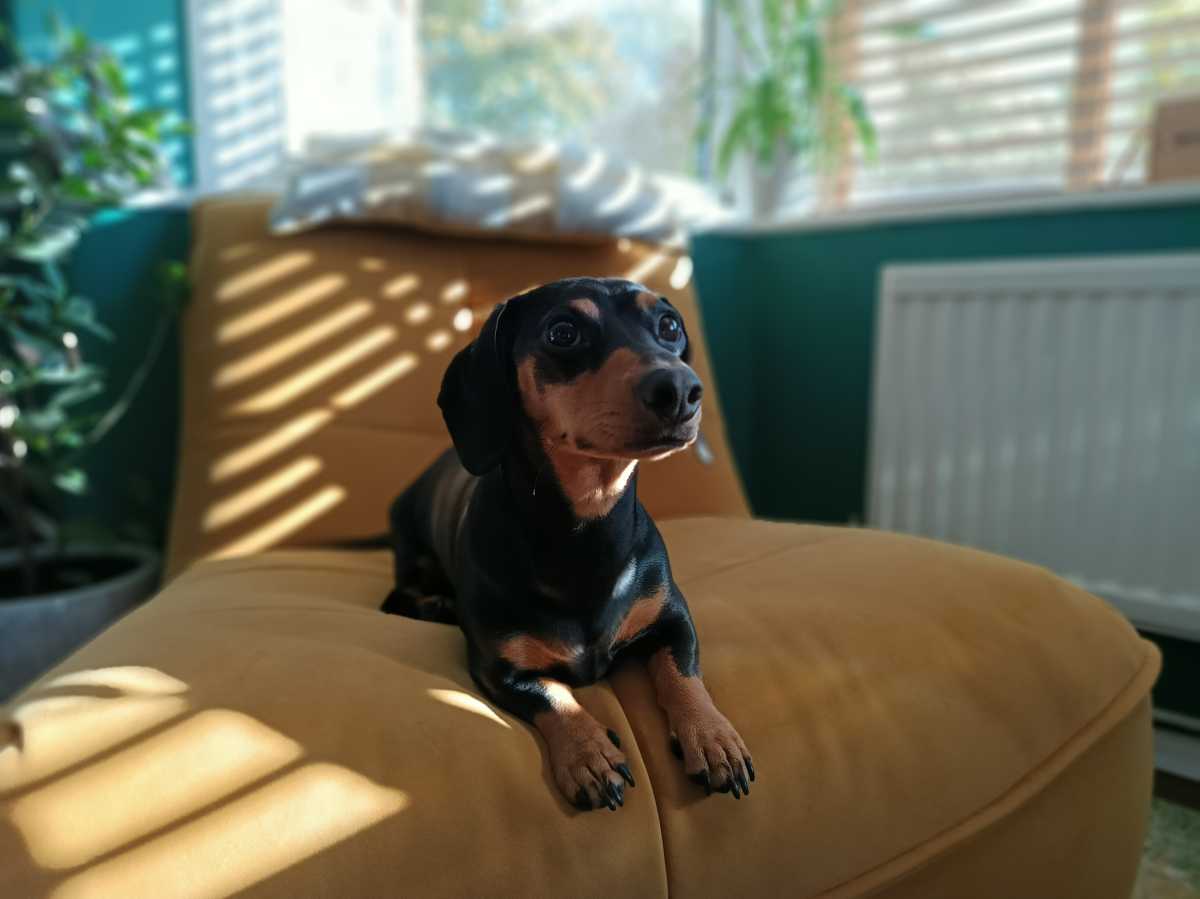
(868, 254), (1200, 640)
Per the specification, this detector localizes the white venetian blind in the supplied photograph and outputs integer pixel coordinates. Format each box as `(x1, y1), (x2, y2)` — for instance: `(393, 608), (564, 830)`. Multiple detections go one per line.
(186, 0), (420, 191)
(827, 0), (1200, 211)
(186, 0), (700, 193)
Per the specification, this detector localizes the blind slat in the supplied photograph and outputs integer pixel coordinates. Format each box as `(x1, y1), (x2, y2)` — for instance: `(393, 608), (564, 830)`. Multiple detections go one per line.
(863, 42), (1200, 113)
(871, 79), (1191, 141)
(852, 0), (1067, 41)
(856, 7), (1081, 74)
(853, 157), (1107, 192)
(853, 0), (1151, 20)
(860, 124), (1139, 167)
(852, 0), (1158, 41)
(855, 14), (1200, 88)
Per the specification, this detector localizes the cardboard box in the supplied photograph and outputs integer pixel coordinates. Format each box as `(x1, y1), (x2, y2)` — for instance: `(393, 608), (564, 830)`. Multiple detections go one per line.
(1150, 96), (1200, 183)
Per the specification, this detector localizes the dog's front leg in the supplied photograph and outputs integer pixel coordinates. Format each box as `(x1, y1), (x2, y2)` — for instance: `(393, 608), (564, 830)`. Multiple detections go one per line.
(645, 610), (755, 798)
(472, 660), (635, 811)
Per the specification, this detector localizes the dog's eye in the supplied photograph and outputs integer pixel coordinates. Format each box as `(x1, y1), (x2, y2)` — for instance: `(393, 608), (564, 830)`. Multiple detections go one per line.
(657, 314), (682, 343)
(546, 320), (580, 348)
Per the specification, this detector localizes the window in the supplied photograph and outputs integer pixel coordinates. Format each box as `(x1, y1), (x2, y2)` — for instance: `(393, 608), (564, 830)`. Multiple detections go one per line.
(820, 0), (1200, 213)
(186, 0), (704, 193)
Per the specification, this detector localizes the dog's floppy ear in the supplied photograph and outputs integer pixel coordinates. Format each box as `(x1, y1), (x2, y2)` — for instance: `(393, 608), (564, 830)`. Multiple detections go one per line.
(661, 295), (693, 364)
(437, 301), (518, 475)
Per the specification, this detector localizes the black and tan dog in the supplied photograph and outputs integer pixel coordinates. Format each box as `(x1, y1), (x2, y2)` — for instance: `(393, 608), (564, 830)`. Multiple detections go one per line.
(380, 276), (753, 811)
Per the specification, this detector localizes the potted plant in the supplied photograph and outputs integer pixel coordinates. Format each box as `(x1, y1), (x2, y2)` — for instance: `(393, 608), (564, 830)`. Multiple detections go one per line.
(702, 0), (876, 219)
(0, 22), (185, 700)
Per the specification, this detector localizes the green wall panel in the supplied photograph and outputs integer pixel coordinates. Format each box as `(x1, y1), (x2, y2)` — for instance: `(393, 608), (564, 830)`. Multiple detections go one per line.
(61, 208), (189, 545)
(691, 233), (757, 500)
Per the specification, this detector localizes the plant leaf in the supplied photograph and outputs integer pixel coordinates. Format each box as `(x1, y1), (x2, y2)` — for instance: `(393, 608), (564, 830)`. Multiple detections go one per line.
(61, 297), (113, 340)
(840, 84), (876, 160)
(12, 222), (81, 262)
(716, 102), (757, 180)
(53, 468), (88, 495)
(47, 379), (105, 410)
(97, 56), (128, 97)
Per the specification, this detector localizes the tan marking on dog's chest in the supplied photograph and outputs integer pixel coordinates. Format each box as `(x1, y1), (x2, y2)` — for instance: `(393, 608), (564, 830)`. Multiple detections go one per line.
(499, 635), (580, 672)
(614, 587), (667, 646)
(550, 456), (636, 519)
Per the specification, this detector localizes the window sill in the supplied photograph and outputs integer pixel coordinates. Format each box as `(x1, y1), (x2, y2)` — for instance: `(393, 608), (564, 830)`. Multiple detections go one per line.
(699, 180), (1200, 236)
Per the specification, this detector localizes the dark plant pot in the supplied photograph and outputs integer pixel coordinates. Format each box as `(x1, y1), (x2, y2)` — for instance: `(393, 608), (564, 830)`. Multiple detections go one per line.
(0, 545), (159, 703)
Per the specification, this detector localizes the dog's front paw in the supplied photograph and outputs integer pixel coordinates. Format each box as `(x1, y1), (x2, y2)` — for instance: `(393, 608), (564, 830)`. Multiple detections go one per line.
(669, 708), (754, 799)
(545, 722), (636, 812)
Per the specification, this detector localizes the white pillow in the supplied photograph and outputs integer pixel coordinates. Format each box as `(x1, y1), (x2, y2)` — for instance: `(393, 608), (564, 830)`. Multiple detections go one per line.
(268, 129), (730, 246)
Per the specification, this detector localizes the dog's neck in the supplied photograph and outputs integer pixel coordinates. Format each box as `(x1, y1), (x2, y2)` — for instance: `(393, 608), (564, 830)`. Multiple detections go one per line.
(500, 424), (640, 550)
(538, 451), (637, 521)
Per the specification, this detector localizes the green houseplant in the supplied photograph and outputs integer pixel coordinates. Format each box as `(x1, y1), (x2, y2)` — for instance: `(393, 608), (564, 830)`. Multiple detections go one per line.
(703, 0), (876, 218)
(0, 21), (185, 698)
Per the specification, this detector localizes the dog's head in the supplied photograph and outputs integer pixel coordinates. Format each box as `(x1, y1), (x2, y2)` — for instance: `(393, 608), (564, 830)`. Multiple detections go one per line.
(438, 277), (702, 475)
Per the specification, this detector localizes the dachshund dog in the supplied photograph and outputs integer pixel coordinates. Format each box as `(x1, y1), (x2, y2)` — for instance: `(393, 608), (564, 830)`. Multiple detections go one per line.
(380, 277), (754, 811)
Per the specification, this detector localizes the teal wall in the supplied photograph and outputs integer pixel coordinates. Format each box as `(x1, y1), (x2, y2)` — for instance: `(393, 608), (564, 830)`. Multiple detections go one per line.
(7, 1), (191, 545)
(690, 238), (755, 497)
(693, 198), (1200, 523)
(62, 208), (189, 545)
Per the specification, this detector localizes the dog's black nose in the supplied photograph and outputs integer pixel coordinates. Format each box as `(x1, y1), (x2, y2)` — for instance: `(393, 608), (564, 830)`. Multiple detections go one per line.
(638, 368), (703, 424)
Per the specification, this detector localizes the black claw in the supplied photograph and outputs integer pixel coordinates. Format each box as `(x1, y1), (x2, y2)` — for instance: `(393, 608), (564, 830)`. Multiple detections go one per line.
(607, 781), (624, 808)
(574, 787), (593, 811)
(607, 729), (621, 748)
(730, 770), (741, 799)
(746, 758), (756, 782)
(729, 763), (748, 792)
(615, 763), (636, 787)
(602, 787), (617, 811)
(669, 735), (683, 759)
(689, 769), (712, 796)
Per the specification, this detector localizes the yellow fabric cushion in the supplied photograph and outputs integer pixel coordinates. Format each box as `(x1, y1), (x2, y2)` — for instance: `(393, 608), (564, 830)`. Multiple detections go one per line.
(166, 196), (747, 577)
(1, 519), (1158, 898)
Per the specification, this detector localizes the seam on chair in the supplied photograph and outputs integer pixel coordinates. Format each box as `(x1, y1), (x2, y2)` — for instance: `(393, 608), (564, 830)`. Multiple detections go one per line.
(604, 663), (675, 899)
(811, 638), (1162, 899)
(177, 422), (451, 444)
(672, 533), (857, 590)
(642, 752), (678, 899)
(601, 677), (673, 899)
(172, 560), (392, 588)
(146, 603), (390, 619)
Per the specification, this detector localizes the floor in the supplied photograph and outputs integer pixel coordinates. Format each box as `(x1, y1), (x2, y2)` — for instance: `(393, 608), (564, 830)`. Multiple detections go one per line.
(1135, 798), (1200, 898)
